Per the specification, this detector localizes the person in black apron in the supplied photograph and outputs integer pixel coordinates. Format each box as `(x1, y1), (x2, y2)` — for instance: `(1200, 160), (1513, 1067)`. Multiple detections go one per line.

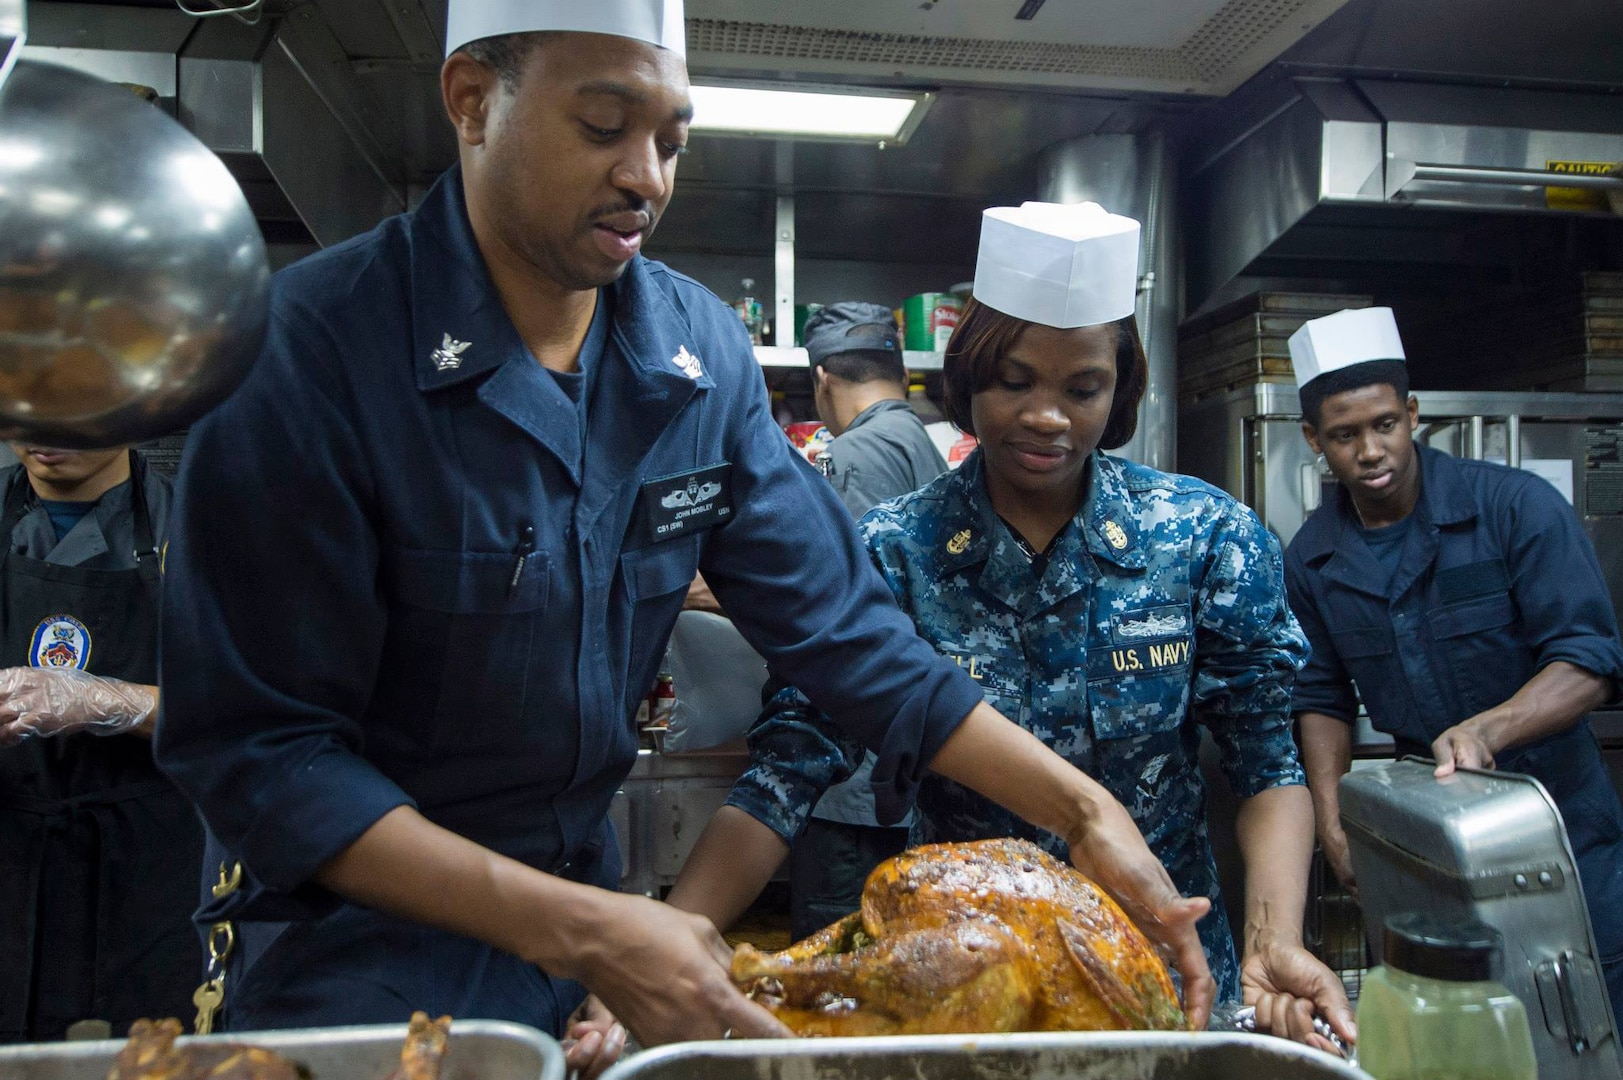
(0, 444), (202, 1043)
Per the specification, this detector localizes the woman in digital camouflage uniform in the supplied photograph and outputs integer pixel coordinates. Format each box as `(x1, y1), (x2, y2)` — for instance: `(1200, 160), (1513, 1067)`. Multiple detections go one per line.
(671, 201), (1355, 1051)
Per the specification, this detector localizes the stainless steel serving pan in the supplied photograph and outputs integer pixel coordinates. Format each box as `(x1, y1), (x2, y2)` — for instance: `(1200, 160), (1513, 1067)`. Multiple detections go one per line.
(0, 1020), (564, 1080)
(601, 1031), (1374, 1080)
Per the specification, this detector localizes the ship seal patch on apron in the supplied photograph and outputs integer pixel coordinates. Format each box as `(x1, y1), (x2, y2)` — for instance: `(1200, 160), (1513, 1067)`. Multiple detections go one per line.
(29, 614), (91, 670)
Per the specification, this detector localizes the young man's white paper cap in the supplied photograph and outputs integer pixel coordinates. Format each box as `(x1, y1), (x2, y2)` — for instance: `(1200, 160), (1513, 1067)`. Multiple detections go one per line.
(972, 201), (1140, 329)
(1288, 307), (1407, 387)
(446, 0), (686, 59)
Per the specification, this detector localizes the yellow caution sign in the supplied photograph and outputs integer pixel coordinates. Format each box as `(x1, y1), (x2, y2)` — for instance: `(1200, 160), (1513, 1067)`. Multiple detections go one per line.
(1546, 160), (1618, 211)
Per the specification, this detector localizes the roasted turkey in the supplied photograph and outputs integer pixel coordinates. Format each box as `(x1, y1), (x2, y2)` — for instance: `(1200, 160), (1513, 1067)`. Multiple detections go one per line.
(731, 837), (1187, 1036)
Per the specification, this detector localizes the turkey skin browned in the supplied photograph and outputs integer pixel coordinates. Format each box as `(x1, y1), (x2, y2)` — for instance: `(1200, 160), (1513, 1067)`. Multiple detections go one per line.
(732, 837), (1188, 1036)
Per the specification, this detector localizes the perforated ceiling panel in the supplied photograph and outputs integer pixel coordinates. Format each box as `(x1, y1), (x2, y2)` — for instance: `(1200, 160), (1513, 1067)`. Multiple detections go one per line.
(686, 0), (1351, 97)
(1182, 0), (1318, 81)
(687, 21), (1197, 82)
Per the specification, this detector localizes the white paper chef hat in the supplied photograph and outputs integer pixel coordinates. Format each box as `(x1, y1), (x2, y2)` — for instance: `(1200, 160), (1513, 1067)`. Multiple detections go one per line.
(446, 0), (686, 59)
(972, 201), (1141, 328)
(1288, 307), (1406, 387)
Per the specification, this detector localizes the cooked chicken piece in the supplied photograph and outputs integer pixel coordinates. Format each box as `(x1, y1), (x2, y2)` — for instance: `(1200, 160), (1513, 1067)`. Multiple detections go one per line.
(107, 1019), (190, 1080)
(386, 1012), (451, 1080)
(191, 1047), (307, 1080)
(733, 837), (1187, 1036)
(103, 1014), (447, 1080)
(104, 1020), (303, 1080)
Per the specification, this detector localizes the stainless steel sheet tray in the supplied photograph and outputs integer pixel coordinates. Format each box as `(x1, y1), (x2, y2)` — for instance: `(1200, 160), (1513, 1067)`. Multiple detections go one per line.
(0, 1020), (563, 1080)
(602, 1032), (1373, 1080)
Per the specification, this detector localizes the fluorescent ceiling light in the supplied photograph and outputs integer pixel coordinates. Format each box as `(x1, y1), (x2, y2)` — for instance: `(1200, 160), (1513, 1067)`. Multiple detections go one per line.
(688, 84), (932, 144)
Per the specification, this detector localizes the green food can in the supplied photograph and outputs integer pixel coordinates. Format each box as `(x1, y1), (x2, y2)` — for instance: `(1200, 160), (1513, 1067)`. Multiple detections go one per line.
(793, 303), (823, 347)
(903, 293), (962, 352)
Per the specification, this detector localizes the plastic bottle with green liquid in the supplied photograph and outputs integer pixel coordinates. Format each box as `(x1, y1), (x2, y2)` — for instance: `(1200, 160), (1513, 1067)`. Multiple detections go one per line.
(1356, 911), (1538, 1080)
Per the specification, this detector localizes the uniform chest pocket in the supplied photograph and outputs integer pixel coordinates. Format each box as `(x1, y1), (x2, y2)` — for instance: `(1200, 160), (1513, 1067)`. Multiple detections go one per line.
(1434, 559), (1510, 604)
(1427, 591), (1515, 639)
(1086, 638), (1192, 742)
(620, 537), (701, 697)
(380, 545), (551, 753)
(1087, 674), (1189, 743)
(1327, 624), (1416, 739)
(622, 536), (700, 602)
(386, 547), (551, 614)
(1428, 591), (1525, 715)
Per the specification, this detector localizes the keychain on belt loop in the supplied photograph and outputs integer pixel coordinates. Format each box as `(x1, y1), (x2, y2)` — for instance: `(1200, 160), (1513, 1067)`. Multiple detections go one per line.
(192, 861), (242, 1034)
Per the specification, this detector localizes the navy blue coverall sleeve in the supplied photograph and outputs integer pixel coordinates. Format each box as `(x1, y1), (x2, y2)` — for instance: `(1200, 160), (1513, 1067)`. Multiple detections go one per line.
(1502, 474), (1623, 687)
(1283, 546), (1359, 723)
(156, 302), (409, 894)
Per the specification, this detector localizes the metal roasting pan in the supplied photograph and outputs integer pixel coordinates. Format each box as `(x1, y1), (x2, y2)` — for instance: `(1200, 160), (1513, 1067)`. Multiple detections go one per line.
(601, 1031), (1375, 1080)
(0, 1020), (564, 1080)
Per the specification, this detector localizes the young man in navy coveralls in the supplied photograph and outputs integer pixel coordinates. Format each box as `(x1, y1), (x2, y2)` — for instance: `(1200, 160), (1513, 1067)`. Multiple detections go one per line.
(1284, 308), (1623, 1034)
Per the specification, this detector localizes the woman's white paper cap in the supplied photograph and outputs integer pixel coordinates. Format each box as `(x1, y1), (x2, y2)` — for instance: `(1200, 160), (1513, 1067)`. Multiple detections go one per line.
(972, 201), (1141, 328)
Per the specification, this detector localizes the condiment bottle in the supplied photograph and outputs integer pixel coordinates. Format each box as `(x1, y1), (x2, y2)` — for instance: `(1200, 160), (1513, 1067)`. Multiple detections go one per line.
(1356, 911), (1537, 1080)
(733, 279), (764, 345)
(649, 673), (676, 728)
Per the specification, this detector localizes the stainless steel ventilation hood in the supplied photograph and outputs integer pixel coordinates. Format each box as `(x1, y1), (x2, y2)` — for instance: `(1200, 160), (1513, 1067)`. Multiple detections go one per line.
(0, 0), (22, 92)
(20, 2), (403, 251)
(1187, 76), (1623, 310)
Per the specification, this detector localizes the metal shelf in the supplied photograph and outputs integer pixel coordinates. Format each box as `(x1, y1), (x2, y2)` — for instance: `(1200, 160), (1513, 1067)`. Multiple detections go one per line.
(753, 346), (943, 371)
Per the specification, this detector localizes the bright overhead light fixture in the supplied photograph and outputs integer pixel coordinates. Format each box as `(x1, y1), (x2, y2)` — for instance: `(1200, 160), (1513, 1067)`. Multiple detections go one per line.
(688, 83), (933, 145)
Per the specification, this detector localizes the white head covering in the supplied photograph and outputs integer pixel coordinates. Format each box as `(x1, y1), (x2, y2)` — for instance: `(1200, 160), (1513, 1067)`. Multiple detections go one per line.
(1288, 307), (1406, 387)
(445, 0), (686, 59)
(972, 201), (1140, 329)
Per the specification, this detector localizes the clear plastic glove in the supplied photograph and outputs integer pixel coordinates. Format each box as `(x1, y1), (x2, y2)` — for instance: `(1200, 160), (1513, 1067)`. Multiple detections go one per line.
(0, 666), (156, 746)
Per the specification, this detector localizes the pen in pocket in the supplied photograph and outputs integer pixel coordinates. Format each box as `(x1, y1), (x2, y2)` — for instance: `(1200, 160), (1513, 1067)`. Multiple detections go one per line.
(508, 523), (535, 597)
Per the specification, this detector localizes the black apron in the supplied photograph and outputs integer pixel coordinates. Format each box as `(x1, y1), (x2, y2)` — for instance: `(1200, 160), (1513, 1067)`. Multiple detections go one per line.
(0, 455), (203, 1042)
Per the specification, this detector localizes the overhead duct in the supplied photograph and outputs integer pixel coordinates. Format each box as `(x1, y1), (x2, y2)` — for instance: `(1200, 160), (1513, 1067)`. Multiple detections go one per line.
(1186, 76), (1623, 310)
(0, 0), (22, 91)
(20, 2), (404, 252)
(1037, 133), (1180, 472)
